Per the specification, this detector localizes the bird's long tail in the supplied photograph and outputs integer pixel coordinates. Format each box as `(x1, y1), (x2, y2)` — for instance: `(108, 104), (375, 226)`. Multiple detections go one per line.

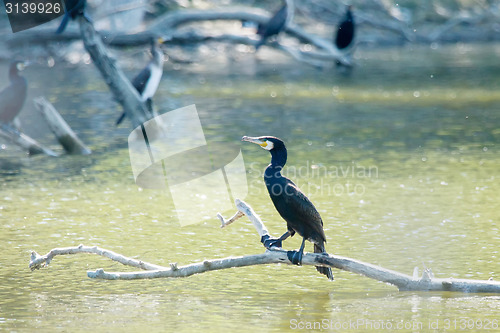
(314, 242), (334, 281)
(56, 14), (70, 34)
(254, 36), (267, 50)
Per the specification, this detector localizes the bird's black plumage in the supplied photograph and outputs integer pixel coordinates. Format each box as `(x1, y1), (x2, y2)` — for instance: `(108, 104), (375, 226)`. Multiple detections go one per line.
(0, 61), (28, 125)
(131, 66), (153, 97)
(255, 0), (292, 50)
(243, 136), (334, 280)
(116, 38), (164, 126)
(335, 5), (355, 50)
(56, 0), (87, 34)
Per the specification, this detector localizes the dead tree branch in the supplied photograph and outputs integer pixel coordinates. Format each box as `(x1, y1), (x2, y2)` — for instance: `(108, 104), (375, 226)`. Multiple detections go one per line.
(33, 97), (91, 155)
(427, 9), (497, 42)
(29, 244), (165, 271)
(149, 7), (350, 65)
(6, 7), (351, 66)
(78, 16), (152, 129)
(29, 199), (500, 293)
(0, 97), (90, 156)
(0, 125), (58, 156)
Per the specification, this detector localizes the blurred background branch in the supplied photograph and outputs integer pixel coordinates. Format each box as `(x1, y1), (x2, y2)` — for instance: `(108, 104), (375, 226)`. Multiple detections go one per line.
(2, 0), (500, 61)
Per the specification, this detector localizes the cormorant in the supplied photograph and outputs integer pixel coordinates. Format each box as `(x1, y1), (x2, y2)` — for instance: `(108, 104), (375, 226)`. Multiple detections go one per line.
(242, 136), (334, 280)
(0, 61), (29, 126)
(116, 37), (165, 126)
(255, 0), (294, 50)
(56, 0), (87, 34)
(335, 5), (355, 50)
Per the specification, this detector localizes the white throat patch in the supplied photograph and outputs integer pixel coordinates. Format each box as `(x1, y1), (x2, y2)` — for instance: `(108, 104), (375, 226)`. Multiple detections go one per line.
(262, 140), (274, 151)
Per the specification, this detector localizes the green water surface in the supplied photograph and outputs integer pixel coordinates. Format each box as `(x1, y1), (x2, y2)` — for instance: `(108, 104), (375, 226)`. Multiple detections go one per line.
(1, 44), (500, 332)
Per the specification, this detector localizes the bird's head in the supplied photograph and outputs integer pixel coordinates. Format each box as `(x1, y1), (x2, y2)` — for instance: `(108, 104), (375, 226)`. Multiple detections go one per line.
(11, 60), (29, 72)
(149, 37), (166, 63)
(157, 36), (166, 46)
(242, 136), (285, 151)
(9, 60), (30, 79)
(149, 36), (164, 49)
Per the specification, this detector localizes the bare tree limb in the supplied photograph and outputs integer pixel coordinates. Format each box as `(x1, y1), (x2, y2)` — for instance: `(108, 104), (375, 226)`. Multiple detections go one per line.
(427, 9), (493, 42)
(6, 28), (350, 67)
(0, 125), (58, 156)
(148, 7), (351, 65)
(175, 33), (347, 67)
(29, 244), (165, 271)
(87, 253), (288, 280)
(78, 16), (151, 129)
(149, 7), (270, 32)
(355, 11), (414, 42)
(29, 199), (500, 292)
(33, 97), (91, 155)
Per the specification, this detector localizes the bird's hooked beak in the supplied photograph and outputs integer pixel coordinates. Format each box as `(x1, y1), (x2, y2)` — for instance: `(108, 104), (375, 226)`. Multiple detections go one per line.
(157, 36), (167, 45)
(242, 136), (263, 144)
(242, 136), (272, 150)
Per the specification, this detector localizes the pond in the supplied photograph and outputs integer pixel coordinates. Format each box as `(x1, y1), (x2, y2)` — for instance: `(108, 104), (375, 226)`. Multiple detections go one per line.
(1, 43), (500, 332)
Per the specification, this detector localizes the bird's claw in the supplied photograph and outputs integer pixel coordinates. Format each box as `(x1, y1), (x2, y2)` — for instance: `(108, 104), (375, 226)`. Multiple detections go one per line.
(261, 235), (283, 249)
(287, 250), (303, 266)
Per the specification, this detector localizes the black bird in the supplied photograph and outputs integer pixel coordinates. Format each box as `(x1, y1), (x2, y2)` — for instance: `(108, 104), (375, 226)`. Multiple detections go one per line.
(242, 136), (334, 280)
(335, 5), (355, 50)
(116, 37), (165, 126)
(56, 0), (87, 34)
(0, 61), (28, 126)
(255, 0), (294, 50)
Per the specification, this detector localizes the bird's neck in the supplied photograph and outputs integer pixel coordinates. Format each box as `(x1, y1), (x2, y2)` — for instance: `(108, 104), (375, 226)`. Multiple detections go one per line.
(285, 0), (295, 24)
(9, 68), (20, 81)
(152, 49), (164, 68)
(346, 11), (353, 22)
(269, 147), (287, 170)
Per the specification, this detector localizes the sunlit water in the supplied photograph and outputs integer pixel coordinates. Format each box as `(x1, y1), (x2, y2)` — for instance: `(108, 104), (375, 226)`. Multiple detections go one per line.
(1, 44), (500, 332)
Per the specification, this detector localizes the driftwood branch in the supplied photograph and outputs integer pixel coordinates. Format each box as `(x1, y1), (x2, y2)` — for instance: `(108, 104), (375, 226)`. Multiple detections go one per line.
(78, 16), (151, 129)
(149, 7), (350, 65)
(29, 200), (500, 292)
(33, 97), (91, 155)
(29, 244), (165, 271)
(5, 29), (155, 48)
(0, 125), (58, 156)
(427, 10), (494, 42)
(0, 97), (91, 156)
(5, 7), (350, 66)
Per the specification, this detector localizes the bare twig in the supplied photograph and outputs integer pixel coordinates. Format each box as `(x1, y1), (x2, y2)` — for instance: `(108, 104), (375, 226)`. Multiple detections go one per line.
(29, 244), (165, 271)
(218, 210), (244, 228)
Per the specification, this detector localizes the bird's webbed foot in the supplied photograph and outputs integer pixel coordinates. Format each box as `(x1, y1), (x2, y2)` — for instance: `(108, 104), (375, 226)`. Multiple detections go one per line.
(287, 249), (303, 266)
(261, 235), (283, 249)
